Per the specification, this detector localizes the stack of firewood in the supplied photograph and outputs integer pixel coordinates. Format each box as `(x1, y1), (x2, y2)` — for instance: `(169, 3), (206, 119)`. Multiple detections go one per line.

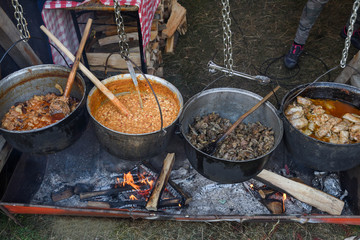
(147, 0), (187, 76)
(86, 0), (187, 77)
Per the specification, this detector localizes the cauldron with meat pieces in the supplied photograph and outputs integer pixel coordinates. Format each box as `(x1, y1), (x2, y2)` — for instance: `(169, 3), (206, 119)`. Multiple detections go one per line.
(0, 64), (87, 154)
(281, 82), (360, 172)
(179, 88), (283, 184)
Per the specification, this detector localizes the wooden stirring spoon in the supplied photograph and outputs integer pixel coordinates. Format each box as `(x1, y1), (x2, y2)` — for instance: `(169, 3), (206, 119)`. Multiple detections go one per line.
(40, 25), (131, 116)
(201, 85), (280, 156)
(50, 18), (93, 116)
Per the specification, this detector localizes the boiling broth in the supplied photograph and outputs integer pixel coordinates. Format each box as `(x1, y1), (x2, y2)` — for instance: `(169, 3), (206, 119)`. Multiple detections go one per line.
(309, 98), (360, 143)
(311, 98), (360, 118)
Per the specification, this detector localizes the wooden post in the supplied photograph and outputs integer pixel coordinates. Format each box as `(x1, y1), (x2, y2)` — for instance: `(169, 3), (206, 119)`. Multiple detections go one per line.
(0, 7), (42, 68)
(334, 50), (360, 84)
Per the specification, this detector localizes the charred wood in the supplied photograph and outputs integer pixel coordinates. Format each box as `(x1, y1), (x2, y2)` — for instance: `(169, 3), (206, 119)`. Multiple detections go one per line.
(51, 186), (74, 202)
(79, 185), (134, 200)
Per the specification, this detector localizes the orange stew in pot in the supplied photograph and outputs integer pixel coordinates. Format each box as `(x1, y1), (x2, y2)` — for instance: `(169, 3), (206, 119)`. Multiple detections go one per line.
(91, 79), (180, 134)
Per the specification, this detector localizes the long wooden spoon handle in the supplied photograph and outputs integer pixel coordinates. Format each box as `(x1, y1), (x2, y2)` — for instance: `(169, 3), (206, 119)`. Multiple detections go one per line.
(64, 18), (93, 98)
(40, 25), (131, 116)
(221, 85), (280, 140)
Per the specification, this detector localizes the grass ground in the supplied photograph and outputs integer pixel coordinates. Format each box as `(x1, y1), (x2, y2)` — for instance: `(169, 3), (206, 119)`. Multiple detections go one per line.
(1, 213), (360, 239)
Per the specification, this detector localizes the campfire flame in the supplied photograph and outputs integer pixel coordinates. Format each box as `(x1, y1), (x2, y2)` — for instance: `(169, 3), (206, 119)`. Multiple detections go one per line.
(123, 172), (141, 190)
(282, 193), (287, 212)
(129, 195), (138, 200)
(115, 171), (157, 201)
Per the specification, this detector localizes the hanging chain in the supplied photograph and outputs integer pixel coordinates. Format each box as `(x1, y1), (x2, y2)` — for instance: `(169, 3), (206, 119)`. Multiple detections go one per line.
(113, 0), (129, 58)
(341, 0), (360, 68)
(11, 0), (30, 41)
(221, 0), (233, 75)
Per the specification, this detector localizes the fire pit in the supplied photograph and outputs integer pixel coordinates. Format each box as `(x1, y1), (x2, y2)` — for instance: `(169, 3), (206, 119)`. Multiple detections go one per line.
(0, 123), (357, 224)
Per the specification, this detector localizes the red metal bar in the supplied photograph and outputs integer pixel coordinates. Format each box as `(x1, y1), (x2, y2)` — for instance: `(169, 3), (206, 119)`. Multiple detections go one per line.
(2, 202), (360, 225)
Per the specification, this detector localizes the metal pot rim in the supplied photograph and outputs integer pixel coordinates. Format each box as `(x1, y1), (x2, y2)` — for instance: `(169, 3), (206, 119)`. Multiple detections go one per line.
(281, 81), (360, 106)
(0, 64), (86, 134)
(180, 87), (284, 163)
(86, 73), (184, 136)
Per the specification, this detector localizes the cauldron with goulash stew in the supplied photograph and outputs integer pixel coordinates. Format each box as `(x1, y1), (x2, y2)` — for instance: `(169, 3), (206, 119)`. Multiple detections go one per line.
(0, 64), (87, 154)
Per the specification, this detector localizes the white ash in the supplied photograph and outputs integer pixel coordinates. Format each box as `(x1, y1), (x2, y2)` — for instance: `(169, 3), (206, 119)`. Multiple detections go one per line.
(169, 166), (313, 215)
(284, 196), (312, 214)
(30, 149), (347, 216)
(31, 167), (119, 206)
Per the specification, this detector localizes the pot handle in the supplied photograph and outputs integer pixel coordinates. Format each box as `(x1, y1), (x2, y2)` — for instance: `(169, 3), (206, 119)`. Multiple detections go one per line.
(124, 57), (165, 134)
(0, 38), (70, 72)
(174, 123), (184, 139)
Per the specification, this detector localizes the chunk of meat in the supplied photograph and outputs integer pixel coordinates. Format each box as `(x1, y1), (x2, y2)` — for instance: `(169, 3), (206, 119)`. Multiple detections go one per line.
(343, 113), (360, 123)
(329, 133), (339, 144)
(349, 123), (360, 142)
(290, 117), (308, 129)
(296, 96), (312, 107)
(308, 113), (330, 126)
(339, 130), (350, 144)
(332, 120), (349, 133)
(285, 104), (304, 116)
(315, 117), (341, 138)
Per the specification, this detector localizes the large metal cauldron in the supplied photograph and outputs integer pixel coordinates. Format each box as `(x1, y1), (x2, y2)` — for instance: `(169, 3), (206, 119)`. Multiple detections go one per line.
(281, 82), (360, 172)
(179, 88), (283, 183)
(0, 64), (87, 154)
(87, 74), (183, 160)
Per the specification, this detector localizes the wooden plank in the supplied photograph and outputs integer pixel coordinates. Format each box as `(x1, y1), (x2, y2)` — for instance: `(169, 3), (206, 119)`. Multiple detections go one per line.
(0, 7), (42, 68)
(162, 1), (186, 38)
(98, 21), (159, 37)
(146, 153), (175, 211)
(98, 32), (139, 46)
(150, 20), (159, 41)
(177, 15), (187, 35)
(334, 50), (360, 84)
(165, 34), (175, 53)
(86, 52), (142, 69)
(257, 169), (344, 215)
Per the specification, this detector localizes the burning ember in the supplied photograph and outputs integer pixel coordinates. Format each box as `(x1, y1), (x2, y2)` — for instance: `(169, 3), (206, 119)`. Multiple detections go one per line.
(249, 183), (288, 214)
(49, 164), (187, 210)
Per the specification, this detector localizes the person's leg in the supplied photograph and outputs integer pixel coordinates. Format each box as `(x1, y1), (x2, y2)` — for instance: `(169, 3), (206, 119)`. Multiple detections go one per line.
(284, 0), (329, 69)
(294, 0), (329, 45)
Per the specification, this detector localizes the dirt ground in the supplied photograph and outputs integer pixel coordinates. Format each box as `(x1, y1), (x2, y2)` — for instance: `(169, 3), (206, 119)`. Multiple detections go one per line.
(2, 0), (360, 239)
(163, 0), (359, 104)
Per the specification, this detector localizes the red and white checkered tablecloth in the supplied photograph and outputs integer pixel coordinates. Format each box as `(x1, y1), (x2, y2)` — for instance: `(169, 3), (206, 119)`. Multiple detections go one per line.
(41, 0), (160, 66)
